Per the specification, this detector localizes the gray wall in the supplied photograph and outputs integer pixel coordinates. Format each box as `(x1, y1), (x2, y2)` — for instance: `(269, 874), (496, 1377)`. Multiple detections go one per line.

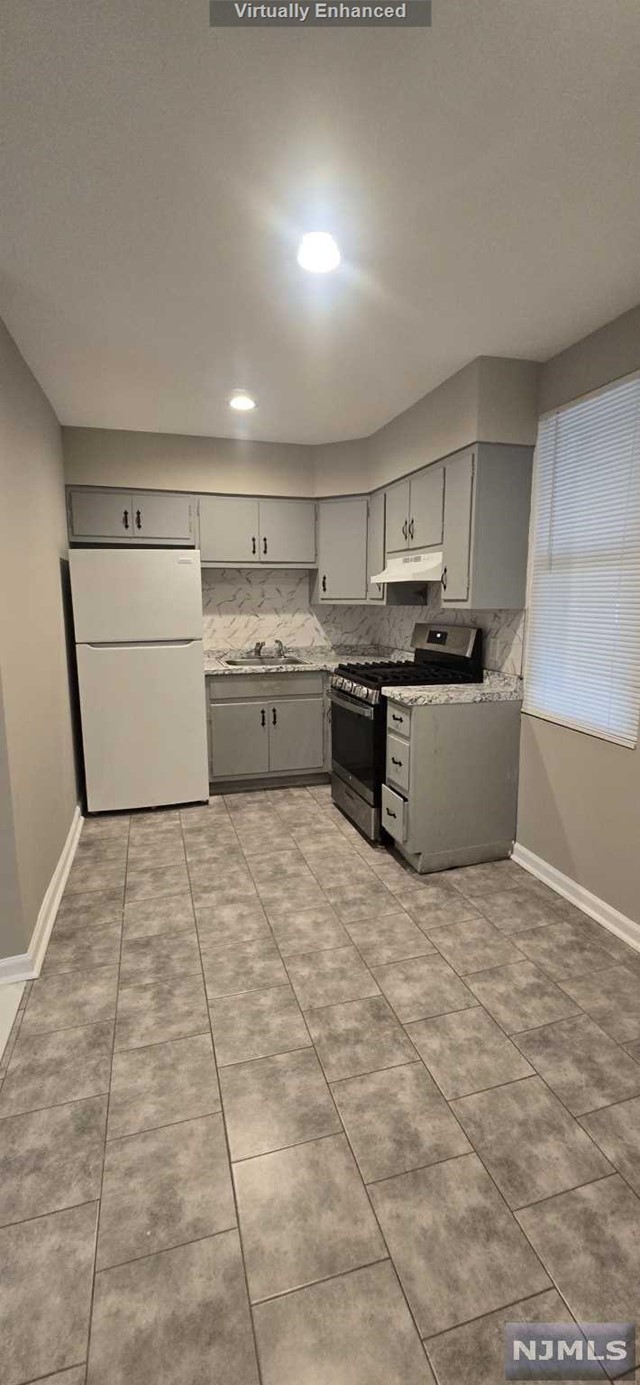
(0, 318), (78, 958)
(517, 304), (640, 924)
(62, 356), (541, 498)
(63, 428), (316, 497)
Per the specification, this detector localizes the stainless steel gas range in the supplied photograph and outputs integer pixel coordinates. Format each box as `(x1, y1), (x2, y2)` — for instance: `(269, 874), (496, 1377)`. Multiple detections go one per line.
(329, 624), (483, 841)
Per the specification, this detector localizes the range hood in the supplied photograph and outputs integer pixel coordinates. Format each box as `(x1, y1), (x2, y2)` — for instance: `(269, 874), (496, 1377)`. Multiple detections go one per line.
(371, 550), (444, 584)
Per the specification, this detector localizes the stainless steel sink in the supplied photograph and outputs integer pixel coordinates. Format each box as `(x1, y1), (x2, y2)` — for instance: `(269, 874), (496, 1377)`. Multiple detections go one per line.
(224, 654), (306, 667)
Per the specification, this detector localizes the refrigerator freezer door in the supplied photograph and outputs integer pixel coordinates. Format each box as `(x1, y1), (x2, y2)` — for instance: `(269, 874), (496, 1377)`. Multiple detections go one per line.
(77, 640), (209, 811)
(70, 548), (203, 643)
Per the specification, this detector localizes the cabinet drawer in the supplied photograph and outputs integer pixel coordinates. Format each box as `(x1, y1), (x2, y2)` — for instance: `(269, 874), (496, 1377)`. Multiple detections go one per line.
(381, 784), (407, 843)
(208, 674), (324, 701)
(387, 703), (411, 738)
(386, 733), (410, 794)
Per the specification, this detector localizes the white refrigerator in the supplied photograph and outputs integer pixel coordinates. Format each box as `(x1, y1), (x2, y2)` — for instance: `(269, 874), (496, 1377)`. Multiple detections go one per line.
(70, 548), (209, 813)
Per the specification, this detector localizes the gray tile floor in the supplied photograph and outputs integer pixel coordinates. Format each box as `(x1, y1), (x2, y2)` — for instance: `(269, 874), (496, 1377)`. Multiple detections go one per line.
(2, 784), (640, 1383)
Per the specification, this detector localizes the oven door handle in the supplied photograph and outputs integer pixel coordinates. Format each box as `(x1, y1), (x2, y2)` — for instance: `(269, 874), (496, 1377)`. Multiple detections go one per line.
(330, 689), (376, 721)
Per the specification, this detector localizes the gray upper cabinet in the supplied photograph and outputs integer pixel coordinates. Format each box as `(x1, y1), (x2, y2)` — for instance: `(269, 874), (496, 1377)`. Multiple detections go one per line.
(131, 493), (194, 543)
(409, 465), (444, 549)
(385, 465), (443, 555)
(441, 444), (533, 610)
(316, 497), (368, 601)
(366, 489), (386, 603)
(199, 496), (260, 564)
(385, 479), (411, 553)
(441, 451), (474, 603)
(198, 495), (315, 566)
(68, 489), (134, 541)
(68, 488), (195, 545)
(259, 498), (316, 565)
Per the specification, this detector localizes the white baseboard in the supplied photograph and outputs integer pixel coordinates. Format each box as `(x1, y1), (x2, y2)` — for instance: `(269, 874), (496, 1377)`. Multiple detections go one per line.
(512, 841), (640, 956)
(0, 805), (83, 984)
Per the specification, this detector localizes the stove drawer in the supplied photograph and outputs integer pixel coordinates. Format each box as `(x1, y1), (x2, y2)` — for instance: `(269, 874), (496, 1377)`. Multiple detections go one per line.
(382, 784), (407, 843)
(387, 733), (410, 794)
(387, 703), (411, 738)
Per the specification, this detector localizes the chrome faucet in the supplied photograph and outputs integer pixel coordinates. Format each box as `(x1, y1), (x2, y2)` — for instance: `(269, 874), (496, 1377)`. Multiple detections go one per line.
(274, 639), (286, 659)
(253, 640), (265, 657)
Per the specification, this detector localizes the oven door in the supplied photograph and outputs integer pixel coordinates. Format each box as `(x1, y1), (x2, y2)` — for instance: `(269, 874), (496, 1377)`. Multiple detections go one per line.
(330, 689), (380, 807)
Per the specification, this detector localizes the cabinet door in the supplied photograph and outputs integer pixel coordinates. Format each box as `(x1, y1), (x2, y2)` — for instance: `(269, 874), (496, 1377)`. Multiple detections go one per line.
(68, 489), (133, 540)
(210, 702), (269, 778)
(269, 698), (324, 773)
(198, 496), (260, 563)
(442, 451), (474, 603)
(366, 490), (386, 602)
(385, 480), (410, 553)
(259, 499), (316, 565)
(408, 465), (444, 549)
(132, 493), (194, 543)
(317, 498), (368, 601)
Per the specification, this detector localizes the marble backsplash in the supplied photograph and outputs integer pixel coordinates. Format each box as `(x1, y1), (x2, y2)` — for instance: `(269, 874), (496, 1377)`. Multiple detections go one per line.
(201, 568), (525, 675)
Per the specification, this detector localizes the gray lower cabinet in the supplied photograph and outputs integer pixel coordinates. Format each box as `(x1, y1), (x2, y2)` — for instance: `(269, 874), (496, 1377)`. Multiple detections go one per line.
(383, 697), (521, 872)
(209, 700), (270, 779)
(316, 496), (368, 601)
(269, 697), (324, 772)
(67, 487), (195, 545)
(208, 676), (324, 781)
(199, 496), (260, 564)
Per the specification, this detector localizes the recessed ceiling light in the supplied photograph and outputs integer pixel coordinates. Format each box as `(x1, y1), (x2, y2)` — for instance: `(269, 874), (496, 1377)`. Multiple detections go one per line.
(229, 392), (256, 411)
(297, 232), (341, 274)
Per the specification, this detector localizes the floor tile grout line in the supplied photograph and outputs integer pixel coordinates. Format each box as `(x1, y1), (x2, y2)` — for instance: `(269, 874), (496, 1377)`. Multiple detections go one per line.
(248, 1252), (392, 1308)
(92, 1221), (243, 1280)
(184, 807), (268, 1385)
(105, 1103), (224, 1146)
(81, 810), (130, 1381)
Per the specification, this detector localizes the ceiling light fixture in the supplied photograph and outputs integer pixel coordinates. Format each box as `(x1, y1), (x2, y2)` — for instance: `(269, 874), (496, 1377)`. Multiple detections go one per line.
(229, 392), (256, 412)
(297, 232), (341, 274)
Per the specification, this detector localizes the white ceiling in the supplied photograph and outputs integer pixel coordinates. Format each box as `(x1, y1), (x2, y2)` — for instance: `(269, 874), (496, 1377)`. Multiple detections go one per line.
(1, 0), (640, 444)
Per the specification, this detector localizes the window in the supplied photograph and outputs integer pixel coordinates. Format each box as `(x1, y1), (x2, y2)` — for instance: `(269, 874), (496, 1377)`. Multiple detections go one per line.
(523, 373), (640, 747)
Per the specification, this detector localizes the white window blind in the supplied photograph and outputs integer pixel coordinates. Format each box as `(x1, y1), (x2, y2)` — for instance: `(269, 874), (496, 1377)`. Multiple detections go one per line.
(523, 372), (640, 748)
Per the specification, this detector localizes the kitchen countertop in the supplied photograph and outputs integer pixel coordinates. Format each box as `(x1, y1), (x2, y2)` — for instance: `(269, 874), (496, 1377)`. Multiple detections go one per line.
(383, 671), (523, 706)
(203, 646), (392, 676)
